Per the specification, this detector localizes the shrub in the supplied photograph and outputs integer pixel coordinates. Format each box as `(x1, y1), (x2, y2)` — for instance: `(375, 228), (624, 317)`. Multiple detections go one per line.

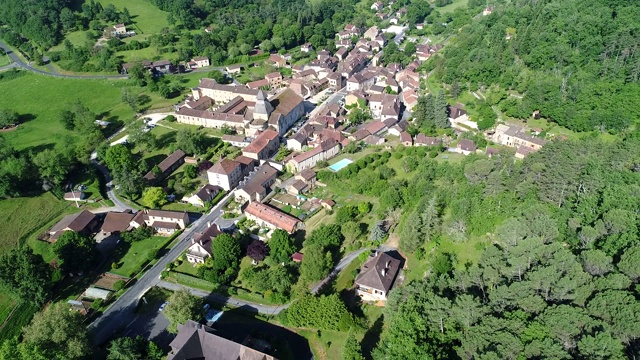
(111, 262), (120, 270)
(91, 299), (103, 310)
(113, 280), (125, 291)
(165, 115), (176, 122)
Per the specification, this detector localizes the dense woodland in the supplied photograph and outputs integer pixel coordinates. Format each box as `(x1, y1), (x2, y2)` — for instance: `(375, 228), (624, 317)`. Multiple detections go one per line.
(430, 0), (640, 133)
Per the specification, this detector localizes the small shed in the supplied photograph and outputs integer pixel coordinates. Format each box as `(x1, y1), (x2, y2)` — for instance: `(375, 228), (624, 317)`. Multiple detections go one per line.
(84, 287), (112, 300)
(292, 252), (304, 263)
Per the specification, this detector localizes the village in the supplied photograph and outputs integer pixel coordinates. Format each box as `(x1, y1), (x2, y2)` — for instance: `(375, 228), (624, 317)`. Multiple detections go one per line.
(30, 3), (550, 358)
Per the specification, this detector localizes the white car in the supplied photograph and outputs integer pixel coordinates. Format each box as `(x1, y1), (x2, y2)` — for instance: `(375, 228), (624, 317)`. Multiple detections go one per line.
(159, 301), (169, 312)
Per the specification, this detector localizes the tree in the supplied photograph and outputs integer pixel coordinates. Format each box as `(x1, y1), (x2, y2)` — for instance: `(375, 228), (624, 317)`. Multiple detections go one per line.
(414, 94), (435, 130)
(176, 129), (207, 155)
(343, 331), (365, 360)
(300, 244), (332, 282)
(183, 164), (197, 179)
(164, 289), (202, 333)
(142, 187), (168, 208)
(103, 144), (135, 171)
(0, 110), (19, 127)
(212, 233), (241, 270)
(369, 221), (386, 241)
(617, 246), (640, 281)
(129, 123), (157, 152)
(59, 109), (76, 130)
(206, 70), (231, 84)
(0, 246), (52, 305)
(113, 168), (144, 199)
(20, 302), (92, 360)
(247, 240), (269, 262)
(341, 221), (363, 244)
(121, 88), (140, 112)
(348, 108), (371, 125)
(33, 148), (73, 185)
(107, 336), (163, 360)
(404, 42), (417, 57)
(434, 89), (449, 128)
(268, 230), (296, 264)
(53, 231), (98, 274)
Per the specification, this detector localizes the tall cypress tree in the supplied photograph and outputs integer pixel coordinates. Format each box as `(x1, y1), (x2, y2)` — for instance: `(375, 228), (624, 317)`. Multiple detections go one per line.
(434, 89), (450, 128)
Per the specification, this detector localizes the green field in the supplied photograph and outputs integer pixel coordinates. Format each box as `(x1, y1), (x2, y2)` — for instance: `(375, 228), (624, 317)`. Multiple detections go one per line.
(436, 0), (470, 13)
(0, 72), (136, 151)
(97, 0), (170, 35)
(49, 30), (93, 52)
(0, 192), (70, 254)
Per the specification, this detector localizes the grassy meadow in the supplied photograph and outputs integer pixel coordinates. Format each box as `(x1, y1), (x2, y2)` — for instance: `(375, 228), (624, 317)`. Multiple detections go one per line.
(98, 0), (170, 35)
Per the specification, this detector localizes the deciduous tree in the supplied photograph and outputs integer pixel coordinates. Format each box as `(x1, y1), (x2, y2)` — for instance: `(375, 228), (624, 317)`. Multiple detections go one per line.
(164, 289), (202, 333)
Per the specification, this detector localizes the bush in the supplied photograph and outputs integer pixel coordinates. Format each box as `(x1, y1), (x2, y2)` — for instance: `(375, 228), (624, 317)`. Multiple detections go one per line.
(148, 248), (159, 261)
(91, 299), (103, 310)
(111, 262), (120, 270)
(113, 280), (125, 291)
(165, 115), (176, 122)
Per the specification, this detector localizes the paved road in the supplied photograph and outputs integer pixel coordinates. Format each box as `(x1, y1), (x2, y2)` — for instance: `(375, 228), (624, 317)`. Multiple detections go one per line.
(88, 192), (235, 345)
(308, 87), (347, 118)
(0, 40), (128, 79)
(156, 247), (372, 318)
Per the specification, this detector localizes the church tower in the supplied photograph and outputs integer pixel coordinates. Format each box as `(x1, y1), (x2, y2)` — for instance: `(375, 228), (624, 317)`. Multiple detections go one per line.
(253, 90), (274, 121)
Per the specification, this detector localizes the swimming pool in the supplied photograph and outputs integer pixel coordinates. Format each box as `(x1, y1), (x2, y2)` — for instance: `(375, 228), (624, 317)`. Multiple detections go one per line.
(329, 158), (353, 172)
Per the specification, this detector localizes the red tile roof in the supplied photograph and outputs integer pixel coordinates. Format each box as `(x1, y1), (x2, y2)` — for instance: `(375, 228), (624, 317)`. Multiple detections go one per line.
(245, 202), (300, 233)
(243, 129), (279, 155)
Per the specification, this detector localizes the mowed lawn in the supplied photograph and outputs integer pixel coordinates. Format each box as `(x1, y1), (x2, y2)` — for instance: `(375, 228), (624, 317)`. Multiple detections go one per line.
(111, 236), (168, 277)
(0, 72), (135, 151)
(98, 0), (170, 35)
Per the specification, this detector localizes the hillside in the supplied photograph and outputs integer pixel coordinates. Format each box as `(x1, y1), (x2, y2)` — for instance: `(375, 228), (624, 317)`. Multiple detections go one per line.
(430, 0), (640, 133)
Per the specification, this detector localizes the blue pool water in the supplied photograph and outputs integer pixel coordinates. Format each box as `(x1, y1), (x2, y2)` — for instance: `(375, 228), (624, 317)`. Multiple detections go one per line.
(329, 158), (353, 172)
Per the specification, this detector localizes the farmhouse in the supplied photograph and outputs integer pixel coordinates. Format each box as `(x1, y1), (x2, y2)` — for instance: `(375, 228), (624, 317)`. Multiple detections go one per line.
(143, 150), (186, 184)
(242, 129), (280, 160)
(190, 56), (210, 69)
(134, 210), (190, 235)
(48, 210), (98, 242)
(286, 139), (341, 173)
(355, 251), (402, 302)
(234, 163), (278, 203)
(112, 23), (126, 35)
(100, 211), (135, 236)
(244, 202), (301, 234)
(457, 139), (477, 155)
(207, 157), (256, 191)
(492, 124), (546, 152)
(167, 320), (276, 360)
(186, 223), (221, 264)
(182, 184), (222, 207)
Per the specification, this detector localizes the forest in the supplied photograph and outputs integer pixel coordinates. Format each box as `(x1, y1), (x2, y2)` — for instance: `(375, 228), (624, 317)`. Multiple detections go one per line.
(429, 0), (640, 133)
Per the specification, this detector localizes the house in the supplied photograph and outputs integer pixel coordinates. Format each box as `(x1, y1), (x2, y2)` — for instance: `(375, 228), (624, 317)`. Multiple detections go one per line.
(363, 26), (379, 40)
(64, 191), (86, 202)
(48, 210), (98, 242)
(415, 134), (441, 147)
(246, 79), (270, 90)
(326, 72), (344, 89)
(376, 12), (388, 20)
(355, 251), (401, 301)
(492, 124), (546, 152)
(191, 56), (210, 68)
(135, 210), (190, 235)
(350, 128), (371, 142)
(265, 72), (283, 88)
(301, 43), (313, 53)
(486, 147), (499, 158)
(221, 135), (251, 148)
(186, 223), (221, 264)
(167, 320), (276, 360)
(335, 47), (349, 61)
(100, 211), (135, 236)
(286, 139), (341, 173)
(244, 202), (300, 234)
(242, 129), (280, 160)
(416, 23), (424, 30)
(225, 65), (243, 74)
(347, 73), (375, 92)
(234, 164), (278, 203)
(457, 139), (477, 155)
(287, 132), (308, 151)
(483, 6), (494, 16)
(295, 169), (317, 188)
(320, 199), (335, 210)
(152, 60), (173, 74)
(364, 120), (387, 136)
(364, 135), (385, 146)
(208, 158), (246, 191)
(400, 132), (412, 146)
(516, 145), (536, 159)
(182, 184), (222, 207)
(143, 149), (186, 184)
(292, 252), (304, 263)
(286, 179), (308, 195)
(370, 1), (384, 11)
(112, 23), (126, 35)
(267, 54), (288, 68)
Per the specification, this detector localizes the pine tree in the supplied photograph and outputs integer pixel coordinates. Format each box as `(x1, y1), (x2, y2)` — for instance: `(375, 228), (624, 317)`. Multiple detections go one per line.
(434, 89), (450, 128)
(342, 331), (365, 360)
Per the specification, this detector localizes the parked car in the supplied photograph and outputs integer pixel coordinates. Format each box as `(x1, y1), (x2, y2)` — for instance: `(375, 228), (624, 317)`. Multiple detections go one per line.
(159, 301), (169, 312)
(203, 303), (210, 311)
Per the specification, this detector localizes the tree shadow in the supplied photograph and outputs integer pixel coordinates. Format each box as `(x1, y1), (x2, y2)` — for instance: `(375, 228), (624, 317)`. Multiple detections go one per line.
(361, 314), (384, 359)
(17, 113), (36, 123)
(157, 131), (176, 144)
(21, 142), (55, 156)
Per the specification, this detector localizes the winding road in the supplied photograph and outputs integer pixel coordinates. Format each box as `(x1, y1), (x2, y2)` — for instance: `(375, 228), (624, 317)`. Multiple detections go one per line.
(0, 40), (128, 79)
